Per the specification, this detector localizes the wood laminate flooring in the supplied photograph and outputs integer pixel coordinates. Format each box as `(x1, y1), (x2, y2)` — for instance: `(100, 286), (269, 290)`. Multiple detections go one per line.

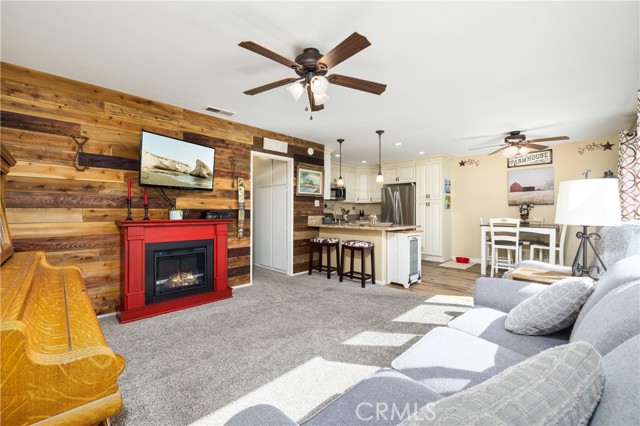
(387, 261), (481, 297)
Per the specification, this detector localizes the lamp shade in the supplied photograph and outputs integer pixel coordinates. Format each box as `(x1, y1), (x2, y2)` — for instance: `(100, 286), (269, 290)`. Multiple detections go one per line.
(555, 179), (621, 226)
(286, 82), (304, 102)
(310, 75), (329, 94)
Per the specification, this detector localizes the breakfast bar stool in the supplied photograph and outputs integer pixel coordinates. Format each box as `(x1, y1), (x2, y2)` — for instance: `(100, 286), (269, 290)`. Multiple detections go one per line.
(308, 237), (341, 279)
(340, 240), (375, 288)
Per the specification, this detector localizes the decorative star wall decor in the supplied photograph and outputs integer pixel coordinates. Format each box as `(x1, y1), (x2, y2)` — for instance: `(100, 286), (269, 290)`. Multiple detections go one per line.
(577, 141), (615, 154)
(458, 159), (480, 167)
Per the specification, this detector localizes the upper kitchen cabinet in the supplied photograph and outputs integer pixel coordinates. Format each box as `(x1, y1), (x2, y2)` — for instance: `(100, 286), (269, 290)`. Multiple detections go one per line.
(415, 158), (445, 200)
(382, 163), (415, 183)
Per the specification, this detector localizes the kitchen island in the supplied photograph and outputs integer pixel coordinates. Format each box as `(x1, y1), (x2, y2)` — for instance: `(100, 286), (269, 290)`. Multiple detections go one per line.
(308, 217), (420, 285)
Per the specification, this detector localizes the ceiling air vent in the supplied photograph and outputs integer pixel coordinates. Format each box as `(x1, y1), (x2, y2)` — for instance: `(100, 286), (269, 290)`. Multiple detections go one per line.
(204, 106), (236, 116)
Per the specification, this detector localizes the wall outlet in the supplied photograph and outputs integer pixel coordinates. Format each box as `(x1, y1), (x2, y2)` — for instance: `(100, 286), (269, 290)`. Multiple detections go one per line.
(314, 200), (320, 207)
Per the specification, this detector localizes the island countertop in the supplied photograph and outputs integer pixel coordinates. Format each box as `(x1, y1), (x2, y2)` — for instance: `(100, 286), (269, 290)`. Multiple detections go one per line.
(311, 223), (421, 232)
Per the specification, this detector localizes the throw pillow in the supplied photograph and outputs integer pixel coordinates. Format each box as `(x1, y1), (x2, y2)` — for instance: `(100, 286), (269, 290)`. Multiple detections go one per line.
(505, 277), (595, 335)
(401, 341), (603, 426)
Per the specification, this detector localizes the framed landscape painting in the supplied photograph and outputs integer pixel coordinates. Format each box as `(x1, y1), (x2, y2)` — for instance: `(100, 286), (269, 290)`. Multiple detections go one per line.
(507, 167), (554, 206)
(296, 166), (323, 197)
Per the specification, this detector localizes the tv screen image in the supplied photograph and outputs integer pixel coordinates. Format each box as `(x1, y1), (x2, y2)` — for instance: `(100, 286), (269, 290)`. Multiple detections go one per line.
(139, 131), (215, 190)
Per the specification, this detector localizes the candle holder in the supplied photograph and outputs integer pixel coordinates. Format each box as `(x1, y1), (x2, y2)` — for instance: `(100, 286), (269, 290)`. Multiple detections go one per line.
(126, 199), (133, 221)
(143, 203), (149, 220)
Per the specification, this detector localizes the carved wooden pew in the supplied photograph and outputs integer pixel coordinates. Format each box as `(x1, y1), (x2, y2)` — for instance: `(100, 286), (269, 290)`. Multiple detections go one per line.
(1, 251), (125, 425)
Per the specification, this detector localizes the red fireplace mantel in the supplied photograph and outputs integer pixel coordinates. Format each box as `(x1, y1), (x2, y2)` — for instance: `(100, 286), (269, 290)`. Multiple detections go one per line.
(117, 219), (233, 323)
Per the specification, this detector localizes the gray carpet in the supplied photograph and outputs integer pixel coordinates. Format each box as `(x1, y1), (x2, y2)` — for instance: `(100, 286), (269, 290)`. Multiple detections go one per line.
(100, 268), (470, 426)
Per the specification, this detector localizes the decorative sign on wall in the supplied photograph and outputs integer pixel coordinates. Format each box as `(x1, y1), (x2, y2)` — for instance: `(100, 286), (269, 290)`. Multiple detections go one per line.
(507, 150), (553, 168)
(577, 141), (615, 155)
(237, 178), (245, 239)
(458, 159), (480, 167)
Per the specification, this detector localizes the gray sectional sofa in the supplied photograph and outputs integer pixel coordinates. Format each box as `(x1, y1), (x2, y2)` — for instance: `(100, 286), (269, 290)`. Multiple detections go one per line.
(226, 254), (640, 425)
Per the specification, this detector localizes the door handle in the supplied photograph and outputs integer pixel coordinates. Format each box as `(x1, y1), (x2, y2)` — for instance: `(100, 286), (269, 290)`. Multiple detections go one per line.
(426, 202), (430, 207)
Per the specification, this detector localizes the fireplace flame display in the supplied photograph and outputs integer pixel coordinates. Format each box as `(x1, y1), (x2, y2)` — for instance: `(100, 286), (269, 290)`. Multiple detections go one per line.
(157, 272), (204, 290)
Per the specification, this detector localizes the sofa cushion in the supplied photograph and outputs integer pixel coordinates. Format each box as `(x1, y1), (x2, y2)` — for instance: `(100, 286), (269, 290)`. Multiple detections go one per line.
(593, 222), (640, 276)
(302, 369), (442, 426)
(391, 327), (526, 396)
(571, 280), (640, 355)
(505, 277), (594, 335)
(449, 306), (570, 357)
(224, 404), (298, 426)
(473, 278), (548, 313)
(589, 335), (640, 426)
(574, 255), (640, 330)
(402, 342), (603, 426)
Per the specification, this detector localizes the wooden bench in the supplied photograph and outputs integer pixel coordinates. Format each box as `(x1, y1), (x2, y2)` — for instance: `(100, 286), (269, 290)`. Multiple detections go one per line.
(1, 251), (125, 425)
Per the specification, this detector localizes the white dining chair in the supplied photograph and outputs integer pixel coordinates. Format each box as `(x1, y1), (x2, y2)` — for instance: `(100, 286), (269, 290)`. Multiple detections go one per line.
(520, 216), (544, 259)
(480, 217), (492, 267)
(489, 218), (523, 277)
(529, 224), (567, 266)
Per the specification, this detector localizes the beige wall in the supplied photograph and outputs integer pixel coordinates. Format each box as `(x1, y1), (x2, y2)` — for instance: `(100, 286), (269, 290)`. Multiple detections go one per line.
(451, 137), (619, 264)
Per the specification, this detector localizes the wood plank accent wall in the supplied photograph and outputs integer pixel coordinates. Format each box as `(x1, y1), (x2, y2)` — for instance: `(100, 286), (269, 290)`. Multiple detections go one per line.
(0, 62), (323, 314)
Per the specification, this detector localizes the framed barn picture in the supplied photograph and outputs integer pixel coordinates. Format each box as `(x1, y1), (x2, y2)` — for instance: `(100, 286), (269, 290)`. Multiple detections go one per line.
(507, 167), (554, 206)
(296, 166), (323, 197)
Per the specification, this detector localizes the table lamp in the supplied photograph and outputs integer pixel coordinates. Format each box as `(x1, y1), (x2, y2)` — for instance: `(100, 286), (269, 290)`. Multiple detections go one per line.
(555, 178), (621, 278)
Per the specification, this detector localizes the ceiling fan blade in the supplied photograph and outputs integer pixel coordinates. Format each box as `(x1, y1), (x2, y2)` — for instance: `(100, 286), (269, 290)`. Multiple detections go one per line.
(239, 41), (301, 70)
(307, 85), (324, 111)
(526, 136), (569, 143)
(243, 78), (299, 95)
(317, 32), (371, 70)
(469, 143), (505, 151)
(327, 74), (386, 95)
(522, 143), (549, 150)
(488, 146), (508, 155)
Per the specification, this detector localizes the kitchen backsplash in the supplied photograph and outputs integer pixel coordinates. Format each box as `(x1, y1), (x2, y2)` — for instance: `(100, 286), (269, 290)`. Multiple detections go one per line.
(323, 202), (381, 219)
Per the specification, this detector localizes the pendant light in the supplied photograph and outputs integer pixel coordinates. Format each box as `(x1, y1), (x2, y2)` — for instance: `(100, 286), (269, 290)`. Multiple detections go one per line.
(376, 130), (384, 184)
(336, 138), (345, 187)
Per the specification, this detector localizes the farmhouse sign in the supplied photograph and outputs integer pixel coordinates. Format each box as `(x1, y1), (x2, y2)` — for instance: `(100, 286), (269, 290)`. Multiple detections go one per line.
(508, 150), (553, 168)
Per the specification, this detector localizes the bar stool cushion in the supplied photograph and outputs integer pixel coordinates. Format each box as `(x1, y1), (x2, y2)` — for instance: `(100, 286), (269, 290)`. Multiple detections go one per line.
(343, 240), (374, 248)
(310, 237), (339, 244)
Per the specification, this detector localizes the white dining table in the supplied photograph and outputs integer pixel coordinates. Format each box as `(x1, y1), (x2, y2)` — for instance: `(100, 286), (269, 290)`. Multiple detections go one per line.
(480, 224), (558, 275)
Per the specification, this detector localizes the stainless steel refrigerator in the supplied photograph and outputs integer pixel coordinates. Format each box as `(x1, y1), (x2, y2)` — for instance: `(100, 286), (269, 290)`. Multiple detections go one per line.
(381, 183), (416, 226)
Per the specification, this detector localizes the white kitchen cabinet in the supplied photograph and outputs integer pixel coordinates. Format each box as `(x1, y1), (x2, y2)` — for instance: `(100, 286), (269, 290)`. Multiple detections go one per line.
(343, 167), (356, 202)
(356, 170), (370, 203)
(383, 163), (416, 183)
(414, 157), (451, 261)
(415, 159), (442, 199)
(416, 199), (443, 258)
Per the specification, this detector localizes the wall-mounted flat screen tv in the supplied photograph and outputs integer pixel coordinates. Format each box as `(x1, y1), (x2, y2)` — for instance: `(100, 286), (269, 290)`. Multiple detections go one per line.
(139, 130), (215, 190)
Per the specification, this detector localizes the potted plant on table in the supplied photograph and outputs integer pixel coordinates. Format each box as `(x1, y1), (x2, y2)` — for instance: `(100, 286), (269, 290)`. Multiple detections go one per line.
(169, 206), (184, 220)
(519, 203), (534, 222)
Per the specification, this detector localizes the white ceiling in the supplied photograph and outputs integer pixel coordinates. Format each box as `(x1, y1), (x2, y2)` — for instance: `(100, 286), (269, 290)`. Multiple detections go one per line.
(1, 1), (638, 165)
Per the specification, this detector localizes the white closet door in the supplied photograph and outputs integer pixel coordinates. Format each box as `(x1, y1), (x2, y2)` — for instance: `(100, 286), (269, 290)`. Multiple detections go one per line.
(271, 160), (288, 271)
(254, 158), (288, 272)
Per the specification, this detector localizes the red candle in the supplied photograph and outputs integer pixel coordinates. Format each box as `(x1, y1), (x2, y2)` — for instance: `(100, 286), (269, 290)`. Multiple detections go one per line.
(143, 187), (148, 205)
(127, 178), (131, 200)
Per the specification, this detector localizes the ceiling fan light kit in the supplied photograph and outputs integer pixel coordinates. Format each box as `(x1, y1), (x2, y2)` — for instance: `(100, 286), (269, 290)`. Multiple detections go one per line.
(239, 32), (386, 114)
(471, 130), (569, 158)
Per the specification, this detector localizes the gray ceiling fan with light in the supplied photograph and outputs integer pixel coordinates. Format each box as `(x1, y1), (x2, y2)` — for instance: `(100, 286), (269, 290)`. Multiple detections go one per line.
(239, 32), (387, 115)
(470, 130), (569, 157)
